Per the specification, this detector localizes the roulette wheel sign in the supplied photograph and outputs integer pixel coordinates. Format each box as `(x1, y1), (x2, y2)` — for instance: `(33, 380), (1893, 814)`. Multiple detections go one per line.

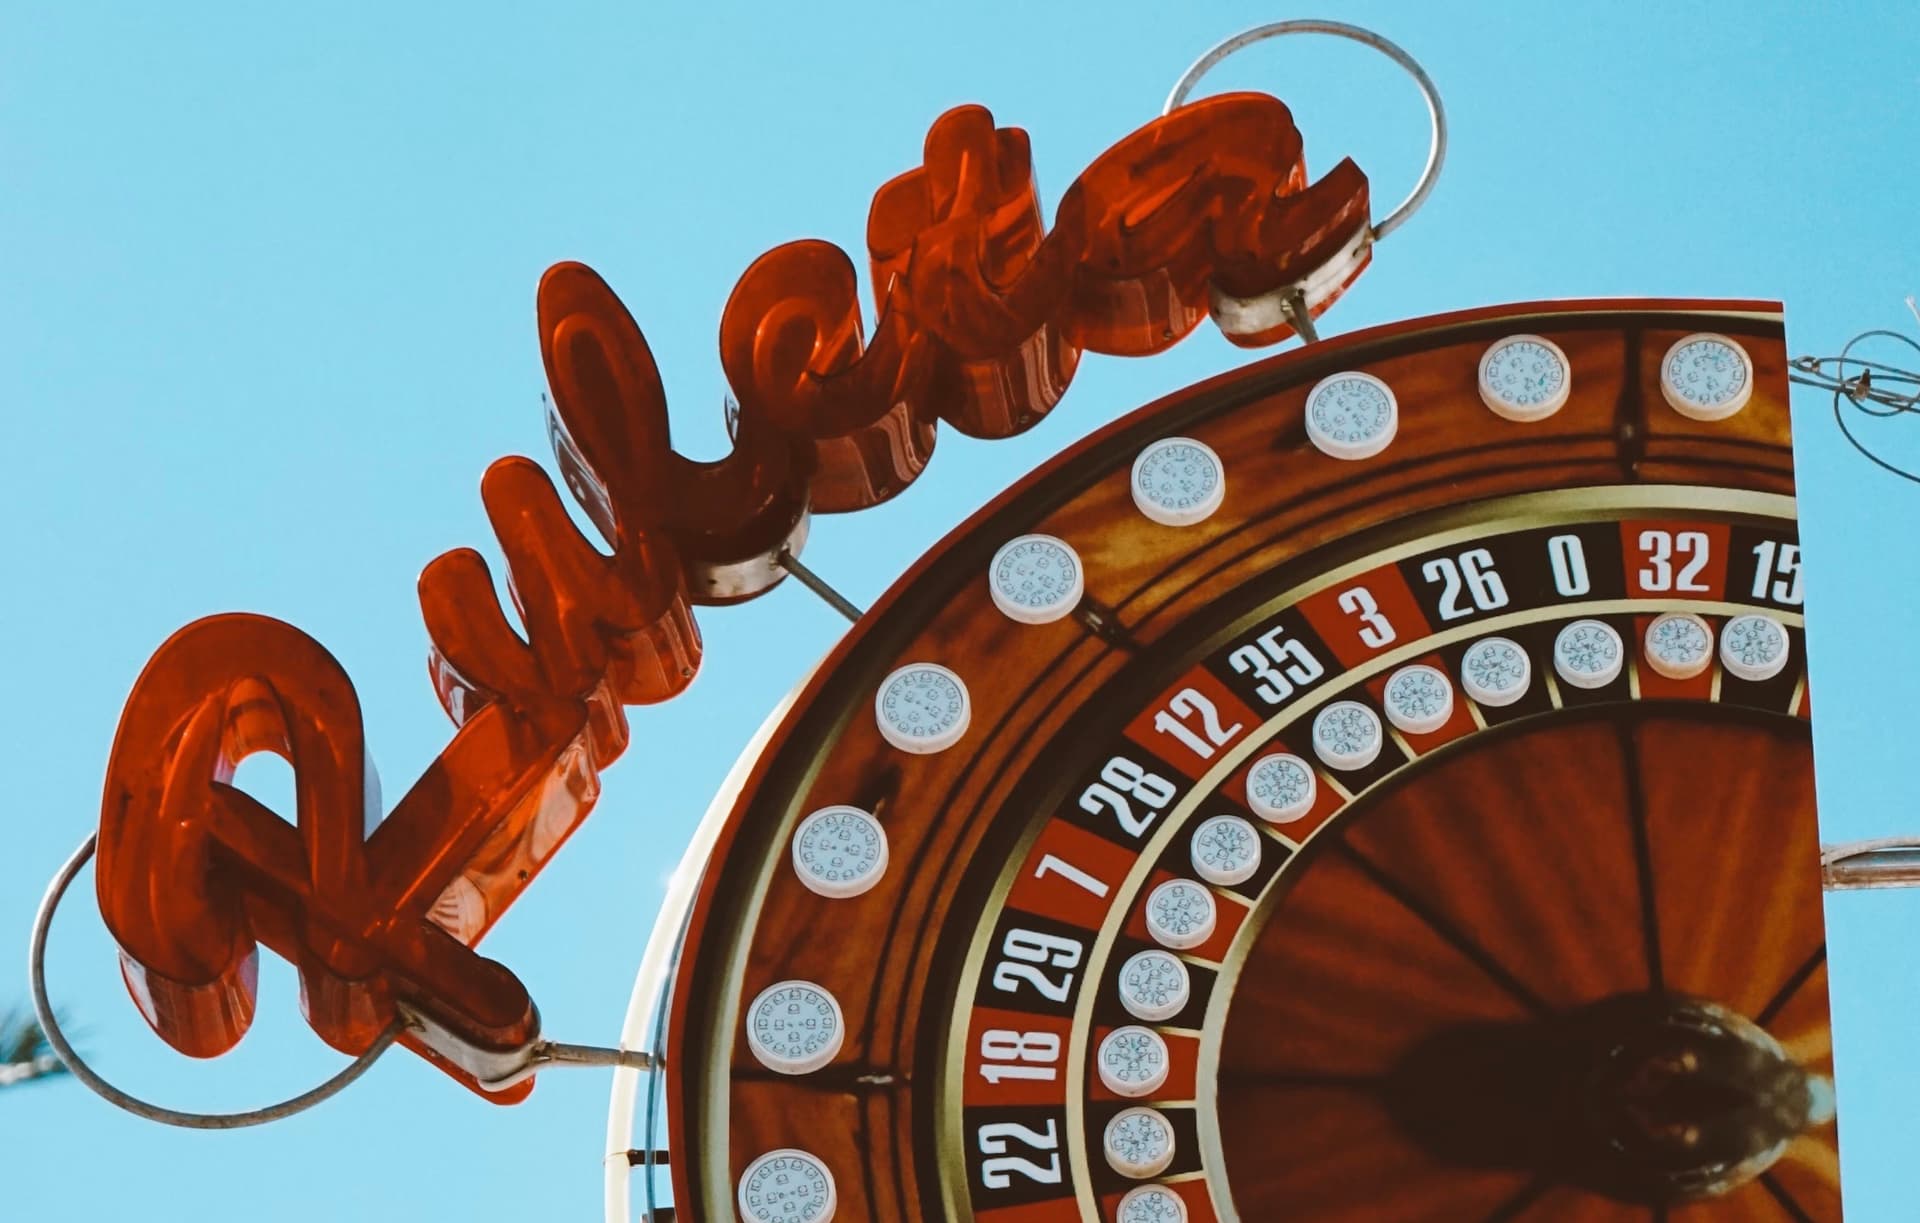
(25, 18), (1875, 1223)
(608, 295), (1839, 1221)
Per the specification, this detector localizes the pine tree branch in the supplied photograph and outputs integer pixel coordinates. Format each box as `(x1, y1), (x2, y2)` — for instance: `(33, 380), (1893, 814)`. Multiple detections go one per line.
(0, 1053), (67, 1089)
(0, 1005), (71, 1091)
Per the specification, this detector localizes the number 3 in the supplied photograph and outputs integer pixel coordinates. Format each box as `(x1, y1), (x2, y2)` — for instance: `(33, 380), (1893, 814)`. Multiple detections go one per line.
(1338, 587), (1397, 647)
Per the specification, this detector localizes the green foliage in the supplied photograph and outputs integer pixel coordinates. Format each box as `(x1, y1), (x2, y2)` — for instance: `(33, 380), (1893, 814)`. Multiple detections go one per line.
(0, 1005), (69, 1090)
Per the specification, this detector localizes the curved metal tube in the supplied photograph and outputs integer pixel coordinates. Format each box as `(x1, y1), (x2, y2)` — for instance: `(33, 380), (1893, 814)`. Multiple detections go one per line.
(28, 832), (403, 1129)
(1164, 19), (1447, 241)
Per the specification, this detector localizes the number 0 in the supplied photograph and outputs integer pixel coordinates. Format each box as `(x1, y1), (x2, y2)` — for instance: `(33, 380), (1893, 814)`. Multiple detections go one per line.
(1548, 534), (1590, 596)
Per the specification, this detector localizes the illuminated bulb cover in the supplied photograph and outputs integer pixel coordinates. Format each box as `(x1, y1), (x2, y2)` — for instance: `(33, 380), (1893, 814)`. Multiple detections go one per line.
(1145, 879), (1217, 950)
(737, 1149), (836, 1222)
(1105, 1106), (1178, 1178)
(790, 805), (888, 899)
(1097, 1025), (1173, 1098)
(1118, 950), (1192, 1023)
(1118, 1184), (1191, 1223)
(1720, 613), (1792, 681)
(1460, 636), (1532, 706)
(1190, 814), (1262, 885)
(1312, 700), (1384, 770)
(1245, 752), (1317, 823)
(1644, 612), (1715, 680)
(1382, 664), (1455, 734)
(1661, 333), (1754, 421)
(1131, 438), (1226, 526)
(1478, 334), (1572, 422)
(1554, 619), (1625, 689)
(745, 980), (844, 1075)
(1305, 371), (1398, 460)
(988, 533), (1084, 624)
(874, 663), (970, 754)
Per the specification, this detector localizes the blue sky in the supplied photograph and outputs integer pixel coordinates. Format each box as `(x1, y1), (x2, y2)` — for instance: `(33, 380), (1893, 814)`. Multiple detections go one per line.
(4, 2), (1918, 1219)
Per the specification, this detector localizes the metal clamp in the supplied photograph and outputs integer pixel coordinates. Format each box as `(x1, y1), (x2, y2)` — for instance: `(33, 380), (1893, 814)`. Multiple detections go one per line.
(1824, 838), (1920, 891)
(404, 999), (651, 1095)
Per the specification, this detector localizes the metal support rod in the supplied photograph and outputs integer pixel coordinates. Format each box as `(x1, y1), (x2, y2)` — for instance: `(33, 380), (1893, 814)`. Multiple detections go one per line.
(533, 1041), (653, 1073)
(1823, 838), (1920, 891)
(1280, 289), (1321, 345)
(776, 547), (863, 623)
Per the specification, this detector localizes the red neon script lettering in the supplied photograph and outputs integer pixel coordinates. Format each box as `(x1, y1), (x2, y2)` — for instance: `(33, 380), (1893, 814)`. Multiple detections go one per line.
(94, 97), (1369, 1101)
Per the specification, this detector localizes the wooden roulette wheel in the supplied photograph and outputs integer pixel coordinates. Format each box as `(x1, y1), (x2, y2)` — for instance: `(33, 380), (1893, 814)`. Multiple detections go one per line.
(619, 299), (1839, 1222)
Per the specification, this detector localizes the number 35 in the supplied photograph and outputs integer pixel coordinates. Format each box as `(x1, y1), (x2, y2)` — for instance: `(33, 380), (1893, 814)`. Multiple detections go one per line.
(1227, 625), (1325, 705)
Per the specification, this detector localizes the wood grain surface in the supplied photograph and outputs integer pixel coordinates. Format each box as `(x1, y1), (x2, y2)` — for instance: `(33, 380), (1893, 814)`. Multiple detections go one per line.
(657, 300), (1827, 1221)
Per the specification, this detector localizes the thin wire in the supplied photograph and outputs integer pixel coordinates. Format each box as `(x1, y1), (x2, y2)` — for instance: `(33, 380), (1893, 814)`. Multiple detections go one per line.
(1163, 20), (1447, 242)
(29, 832), (404, 1129)
(1789, 328), (1920, 485)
